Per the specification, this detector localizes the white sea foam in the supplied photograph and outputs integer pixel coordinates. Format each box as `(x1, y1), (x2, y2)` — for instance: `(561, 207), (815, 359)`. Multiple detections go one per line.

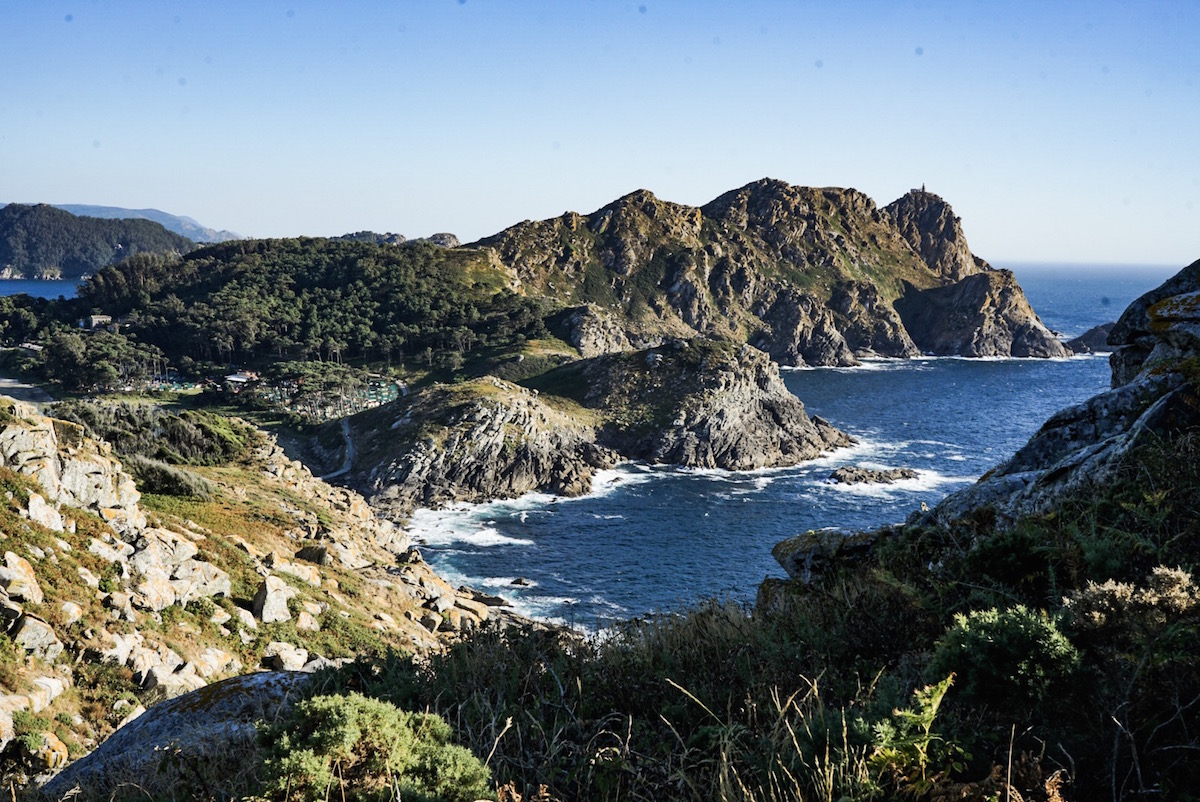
(479, 576), (539, 590)
(407, 508), (536, 548)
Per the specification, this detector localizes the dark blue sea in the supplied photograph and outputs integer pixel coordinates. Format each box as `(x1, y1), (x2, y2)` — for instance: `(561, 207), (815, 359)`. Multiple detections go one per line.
(0, 279), (80, 299)
(409, 263), (1181, 627)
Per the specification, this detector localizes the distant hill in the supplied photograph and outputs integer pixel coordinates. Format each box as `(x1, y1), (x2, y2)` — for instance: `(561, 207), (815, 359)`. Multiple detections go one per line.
(52, 203), (242, 243)
(0, 203), (197, 279)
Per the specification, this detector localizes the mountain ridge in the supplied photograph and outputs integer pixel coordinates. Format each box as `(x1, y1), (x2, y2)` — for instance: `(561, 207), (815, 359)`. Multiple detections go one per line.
(472, 178), (1064, 365)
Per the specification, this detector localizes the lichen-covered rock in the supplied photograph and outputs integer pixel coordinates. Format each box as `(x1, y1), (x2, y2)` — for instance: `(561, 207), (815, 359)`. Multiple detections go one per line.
(129, 528), (199, 576)
(40, 671), (310, 799)
(11, 615), (63, 662)
(132, 568), (176, 612)
(264, 641), (308, 671)
(1109, 261), (1200, 387)
(0, 551), (43, 604)
(26, 491), (64, 532)
(170, 559), (232, 602)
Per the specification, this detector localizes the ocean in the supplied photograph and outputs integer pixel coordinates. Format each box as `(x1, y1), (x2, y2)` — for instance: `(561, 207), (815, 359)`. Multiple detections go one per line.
(0, 279), (80, 299)
(407, 262), (1182, 628)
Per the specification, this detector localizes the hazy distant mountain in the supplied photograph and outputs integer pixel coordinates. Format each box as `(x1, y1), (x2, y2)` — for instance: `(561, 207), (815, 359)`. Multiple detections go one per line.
(52, 204), (242, 243)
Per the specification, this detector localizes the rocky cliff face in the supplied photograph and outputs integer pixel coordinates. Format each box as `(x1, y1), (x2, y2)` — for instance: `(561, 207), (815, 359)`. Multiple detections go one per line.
(474, 179), (1064, 366)
(894, 270), (1069, 358)
(353, 377), (616, 518)
(883, 189), (988, 282)
(583, 339), (853, 470)
(917, 259), (1200, 526)
(341, 340), (852, 516)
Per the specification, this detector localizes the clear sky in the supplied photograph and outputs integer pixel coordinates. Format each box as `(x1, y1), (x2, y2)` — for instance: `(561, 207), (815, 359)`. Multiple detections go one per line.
(2, 1), (1197, 266)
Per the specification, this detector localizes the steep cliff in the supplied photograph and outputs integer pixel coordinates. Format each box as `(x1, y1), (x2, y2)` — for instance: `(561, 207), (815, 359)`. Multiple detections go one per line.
(894, 270), (1069, 358)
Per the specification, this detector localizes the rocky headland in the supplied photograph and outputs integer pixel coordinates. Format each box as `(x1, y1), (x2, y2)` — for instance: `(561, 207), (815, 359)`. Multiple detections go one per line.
(343, 338), (852, 518)
(474, 179), (1065, 366)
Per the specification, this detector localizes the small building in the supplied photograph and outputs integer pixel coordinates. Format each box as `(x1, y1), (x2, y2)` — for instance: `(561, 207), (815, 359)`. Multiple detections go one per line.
(78, 315), (113, 330)
(223, 371), (260, 394)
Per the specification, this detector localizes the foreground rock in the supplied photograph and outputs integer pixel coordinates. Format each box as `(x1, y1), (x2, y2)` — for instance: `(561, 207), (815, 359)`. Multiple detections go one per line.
(918, 259), (1200, 526)
(41, 672), (310, 799)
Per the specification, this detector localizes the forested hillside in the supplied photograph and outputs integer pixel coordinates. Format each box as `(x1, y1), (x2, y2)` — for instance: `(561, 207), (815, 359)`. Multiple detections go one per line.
(78, 238), (545, 369)
(0, 204), (195, 279)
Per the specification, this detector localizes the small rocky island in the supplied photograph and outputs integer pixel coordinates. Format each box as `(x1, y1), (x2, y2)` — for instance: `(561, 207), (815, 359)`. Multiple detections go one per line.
(828, 466), (920, 484)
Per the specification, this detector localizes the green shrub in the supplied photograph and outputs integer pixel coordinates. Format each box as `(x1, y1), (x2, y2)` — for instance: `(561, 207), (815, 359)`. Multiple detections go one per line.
(124, 454), (217, 499)
(927, 605), (1079, 712)
(258, 692), (491, 802)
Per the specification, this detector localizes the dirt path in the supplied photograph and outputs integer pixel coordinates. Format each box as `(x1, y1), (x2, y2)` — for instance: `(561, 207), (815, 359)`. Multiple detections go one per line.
(0, 374), (54, 405)
(319, 418), (355, 480)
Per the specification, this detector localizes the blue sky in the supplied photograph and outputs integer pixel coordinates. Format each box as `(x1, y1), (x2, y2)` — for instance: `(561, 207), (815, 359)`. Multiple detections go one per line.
(2, 1), (1197, 266)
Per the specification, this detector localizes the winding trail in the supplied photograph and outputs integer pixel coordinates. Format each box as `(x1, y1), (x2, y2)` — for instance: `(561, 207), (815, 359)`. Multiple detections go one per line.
(320, 418), (355, 480)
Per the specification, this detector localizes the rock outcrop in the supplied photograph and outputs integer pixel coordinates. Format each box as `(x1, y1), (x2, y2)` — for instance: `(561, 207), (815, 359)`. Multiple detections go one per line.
(356, 377), (614, 518)
(345, 339), (852, 516)
(551, 304), (634, 357)
(895, 270), (1069, 358)
(917, 259), (1200, 526)
(584, 339), (853, 470)
(0, 401), (144, 532)
(883, 189), (988, 282)
(829, 467), (919, 485)
(1066, 322), (1116, 354)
